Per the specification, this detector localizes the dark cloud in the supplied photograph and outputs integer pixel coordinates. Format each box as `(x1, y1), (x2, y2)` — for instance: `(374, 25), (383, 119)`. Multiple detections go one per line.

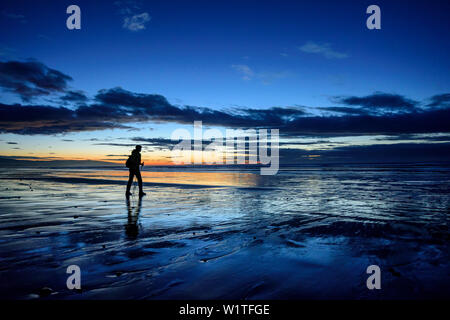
(60, 90), (89, 103)
(0, 155), (47, 160)
(130, 136), (221, 151)
(98, 137), (230, 152)
(0, 60), (72, 101)
(94, 143), (137, 147)
(279, 108), (450, 136)
(97, 138), (195, 151)
(6, 141), (18, 144)
(1, 98), (450, 136)
(241, 106), (307, 124)
(0, 60), (448, 138)
(327, 142), (450, 162)
(101, 158), (126, 161)
(130, 137), (180, 149)
(280, 142), (450, 164)
(94, 87), (307, 127)
(0, 103), (133, 134)
(96, 87), (173, 110)
(279, 140), (336, 146)
(426, 93), (450, 108)
(317, 106), (369, 115)
(2, 11), (26, 23)
(335, 93), (418, 111)
(374, 134), (450, 142)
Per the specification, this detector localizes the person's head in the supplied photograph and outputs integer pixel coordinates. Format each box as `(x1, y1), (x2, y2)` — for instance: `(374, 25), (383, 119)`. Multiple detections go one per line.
(135, 145), (142, 152)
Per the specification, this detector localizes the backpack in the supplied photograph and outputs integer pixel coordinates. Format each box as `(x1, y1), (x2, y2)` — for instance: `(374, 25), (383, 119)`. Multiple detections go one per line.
(125, 155), (133, 168)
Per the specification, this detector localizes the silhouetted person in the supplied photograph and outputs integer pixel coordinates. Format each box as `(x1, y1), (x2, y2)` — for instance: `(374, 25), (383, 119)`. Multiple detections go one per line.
(125, 196), (142, 239)
(126, 145), (146, 197)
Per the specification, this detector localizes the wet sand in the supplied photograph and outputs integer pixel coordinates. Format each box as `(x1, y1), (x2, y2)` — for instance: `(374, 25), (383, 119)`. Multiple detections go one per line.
(0, 165), (449, 299)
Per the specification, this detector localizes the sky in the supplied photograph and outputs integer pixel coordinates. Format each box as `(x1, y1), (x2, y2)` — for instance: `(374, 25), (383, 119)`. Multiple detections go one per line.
(0, 0), (450, 164)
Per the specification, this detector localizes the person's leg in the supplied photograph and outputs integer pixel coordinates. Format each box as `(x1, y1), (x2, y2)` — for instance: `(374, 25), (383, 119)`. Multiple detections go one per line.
(136, 170), (144, 195)
(126, 169), (135, 195)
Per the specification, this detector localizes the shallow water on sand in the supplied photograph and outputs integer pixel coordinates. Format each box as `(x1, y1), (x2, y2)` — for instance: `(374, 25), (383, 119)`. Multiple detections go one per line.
(0, 164), (449, 299)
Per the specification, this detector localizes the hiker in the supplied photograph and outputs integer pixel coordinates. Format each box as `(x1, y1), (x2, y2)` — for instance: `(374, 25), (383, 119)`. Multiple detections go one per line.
(125, 145), (146, 197)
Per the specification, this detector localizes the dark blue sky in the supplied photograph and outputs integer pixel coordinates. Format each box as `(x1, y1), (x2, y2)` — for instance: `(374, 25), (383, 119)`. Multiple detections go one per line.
(2, 0), (449, 107)
(0, 0), (450, 163)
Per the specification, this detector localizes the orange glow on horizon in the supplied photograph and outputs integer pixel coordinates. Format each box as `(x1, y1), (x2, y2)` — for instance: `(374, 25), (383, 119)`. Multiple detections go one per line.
(0, 150), (261, 166)
(52, 170), (262, 187)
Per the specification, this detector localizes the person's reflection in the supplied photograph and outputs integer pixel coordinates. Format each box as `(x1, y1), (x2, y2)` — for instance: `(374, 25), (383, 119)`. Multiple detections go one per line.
(125, 197), (142, 239)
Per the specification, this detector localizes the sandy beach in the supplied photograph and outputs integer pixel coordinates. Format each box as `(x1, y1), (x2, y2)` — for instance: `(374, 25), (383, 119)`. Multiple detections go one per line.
(0, 164), (448, 299)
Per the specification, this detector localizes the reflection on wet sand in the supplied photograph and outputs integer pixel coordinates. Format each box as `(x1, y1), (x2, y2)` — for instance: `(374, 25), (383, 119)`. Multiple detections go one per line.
(49, 170), (264, 187)
(125, 197), (142, 239)
(0, 165), (448, 299)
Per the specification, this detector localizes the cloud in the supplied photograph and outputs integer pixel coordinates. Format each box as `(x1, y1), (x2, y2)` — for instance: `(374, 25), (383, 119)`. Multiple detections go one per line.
(242, 106), (307, 123)
(335, 92), (418, 111)
(280, 108), (450, 136)
(129, 137), (223, 151)
(94, 137), (189, 151)
(123, 12), (151, 31)
(2, 11), (26, 23)
(2, 97), (450, 137)
(279, 140), (337, 146)
(0, 60), (72, 101)
(7, 142), (18, 144)
(60, 90), (88, 103)
(0, 46), (16, 59)
(131, 137), (182, 148)
(231, 64), (290, 83)
(280, 143), (450, 164)
(93, 143), (136, 147)
(231, 64), (254, 80)
(115, 1), (150, 31)
(317, 106), (369, 115)
(0, 102), (134, 134)
(426, 93), (450, 108)
(299, 41), (348, 59)
(95, 87), (173, 110)
(94, 87), (305, 127)
(0, 60), (449, 138)
(374, 134), (450, 142)
(37, 34), (51, 41)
